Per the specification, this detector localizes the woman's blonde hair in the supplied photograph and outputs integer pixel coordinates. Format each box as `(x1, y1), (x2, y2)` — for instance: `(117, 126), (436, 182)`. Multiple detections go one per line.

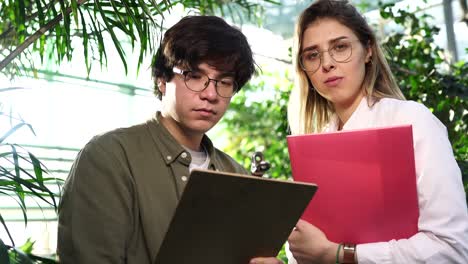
(288, 0), (405, 134)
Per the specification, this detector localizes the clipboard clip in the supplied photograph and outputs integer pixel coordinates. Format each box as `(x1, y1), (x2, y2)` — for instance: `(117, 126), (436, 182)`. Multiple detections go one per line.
(250, 151), (271, 177)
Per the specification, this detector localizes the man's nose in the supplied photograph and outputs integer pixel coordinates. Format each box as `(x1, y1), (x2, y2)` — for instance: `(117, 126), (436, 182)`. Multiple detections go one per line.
(199, 79), (218, 100)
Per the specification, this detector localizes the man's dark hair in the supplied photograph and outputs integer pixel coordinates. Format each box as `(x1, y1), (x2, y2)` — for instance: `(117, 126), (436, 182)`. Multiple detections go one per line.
(151, 15), (256, 99)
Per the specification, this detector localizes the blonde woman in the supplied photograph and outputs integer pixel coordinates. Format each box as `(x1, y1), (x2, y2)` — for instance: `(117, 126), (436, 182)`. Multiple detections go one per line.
(251, 0), (468, 263)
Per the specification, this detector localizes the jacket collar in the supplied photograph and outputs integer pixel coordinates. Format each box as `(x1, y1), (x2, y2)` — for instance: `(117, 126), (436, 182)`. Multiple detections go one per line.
(146, 112), (218, 167)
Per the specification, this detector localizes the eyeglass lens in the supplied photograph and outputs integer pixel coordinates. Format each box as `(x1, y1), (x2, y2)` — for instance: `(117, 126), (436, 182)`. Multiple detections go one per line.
(184, 71), (237, 98)
(300, 40), (353, 72)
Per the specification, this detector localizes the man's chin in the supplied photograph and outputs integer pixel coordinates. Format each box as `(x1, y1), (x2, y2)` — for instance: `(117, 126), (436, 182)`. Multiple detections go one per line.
(187, 120), (217, 134)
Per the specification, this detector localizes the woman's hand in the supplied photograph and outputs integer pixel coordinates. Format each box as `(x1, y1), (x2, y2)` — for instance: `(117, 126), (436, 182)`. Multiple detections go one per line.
(249, 257), (284, 264)
(288, 219), (338, 264)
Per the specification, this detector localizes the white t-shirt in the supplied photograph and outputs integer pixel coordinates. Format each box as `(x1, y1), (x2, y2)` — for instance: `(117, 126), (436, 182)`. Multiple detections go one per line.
(184, 145), (210, 171)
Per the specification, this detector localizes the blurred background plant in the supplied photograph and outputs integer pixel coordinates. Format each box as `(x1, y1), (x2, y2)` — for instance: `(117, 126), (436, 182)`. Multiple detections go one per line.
(0, 88), (61, 263)
(379, 2), (467, 197)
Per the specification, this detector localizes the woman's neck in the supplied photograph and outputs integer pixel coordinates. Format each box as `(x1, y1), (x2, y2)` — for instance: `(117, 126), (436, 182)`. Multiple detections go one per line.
(334, 93), (365, 131)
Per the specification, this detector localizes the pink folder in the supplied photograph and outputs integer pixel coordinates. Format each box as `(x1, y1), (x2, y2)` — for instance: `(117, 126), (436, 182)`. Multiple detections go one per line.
(287, 125), (419, 244)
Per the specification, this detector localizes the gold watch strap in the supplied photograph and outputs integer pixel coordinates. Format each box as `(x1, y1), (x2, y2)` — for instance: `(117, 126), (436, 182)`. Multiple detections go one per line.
(342, 243), (356, 263)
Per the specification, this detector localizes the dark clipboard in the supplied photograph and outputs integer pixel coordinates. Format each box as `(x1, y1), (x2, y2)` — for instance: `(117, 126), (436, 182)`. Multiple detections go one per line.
(155, 169), (318, 264)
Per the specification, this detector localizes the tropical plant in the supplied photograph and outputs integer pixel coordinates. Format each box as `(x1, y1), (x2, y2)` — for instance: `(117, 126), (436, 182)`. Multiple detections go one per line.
(222, 68), (292, 181)
(379, 3), (467, 194)
(0, 88), (61, 263)
(0, 0), (276, 78)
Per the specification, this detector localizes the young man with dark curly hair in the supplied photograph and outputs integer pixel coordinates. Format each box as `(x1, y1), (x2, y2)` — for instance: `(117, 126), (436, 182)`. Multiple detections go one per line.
(58, 15), (256, 263)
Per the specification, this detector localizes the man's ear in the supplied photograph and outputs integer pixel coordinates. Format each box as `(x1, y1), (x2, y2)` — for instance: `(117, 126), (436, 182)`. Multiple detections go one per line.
(157, 78), (166, 95)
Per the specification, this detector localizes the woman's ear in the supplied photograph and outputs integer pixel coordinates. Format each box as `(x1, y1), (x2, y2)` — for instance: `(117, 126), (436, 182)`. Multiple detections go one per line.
(365, 46), (373, 63)
(157, 78), (166, 95)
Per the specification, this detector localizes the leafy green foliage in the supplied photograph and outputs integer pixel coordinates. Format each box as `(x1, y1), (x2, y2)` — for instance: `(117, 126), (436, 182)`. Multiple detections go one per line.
(5, 240), (58, 264)
(222, 69), (293, 180)
(0, 0), (273, 77)
(379, 3), (467, 195)
(0, 89), (61, 263)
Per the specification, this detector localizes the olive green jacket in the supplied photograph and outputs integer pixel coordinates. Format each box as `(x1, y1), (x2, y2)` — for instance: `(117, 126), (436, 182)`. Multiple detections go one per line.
(57, 113), (247, 263)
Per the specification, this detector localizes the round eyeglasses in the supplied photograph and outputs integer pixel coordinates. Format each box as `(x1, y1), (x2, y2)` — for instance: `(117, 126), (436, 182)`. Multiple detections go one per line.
(173, 67), (238, 98)
(299, 40), (355, 73)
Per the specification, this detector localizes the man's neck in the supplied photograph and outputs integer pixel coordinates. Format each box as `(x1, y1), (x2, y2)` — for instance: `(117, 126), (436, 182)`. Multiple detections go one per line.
(159, 115), (204, 151)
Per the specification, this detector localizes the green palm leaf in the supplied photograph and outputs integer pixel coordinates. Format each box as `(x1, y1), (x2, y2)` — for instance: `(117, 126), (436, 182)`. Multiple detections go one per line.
(0, 0), (277, 77)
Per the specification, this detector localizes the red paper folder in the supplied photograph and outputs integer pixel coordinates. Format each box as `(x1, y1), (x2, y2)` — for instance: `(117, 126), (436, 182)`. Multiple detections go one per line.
(287, 125), (419, 244)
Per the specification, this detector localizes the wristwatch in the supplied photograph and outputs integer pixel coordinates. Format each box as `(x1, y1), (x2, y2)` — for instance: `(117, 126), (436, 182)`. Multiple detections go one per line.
(342, 243), (356, 263)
